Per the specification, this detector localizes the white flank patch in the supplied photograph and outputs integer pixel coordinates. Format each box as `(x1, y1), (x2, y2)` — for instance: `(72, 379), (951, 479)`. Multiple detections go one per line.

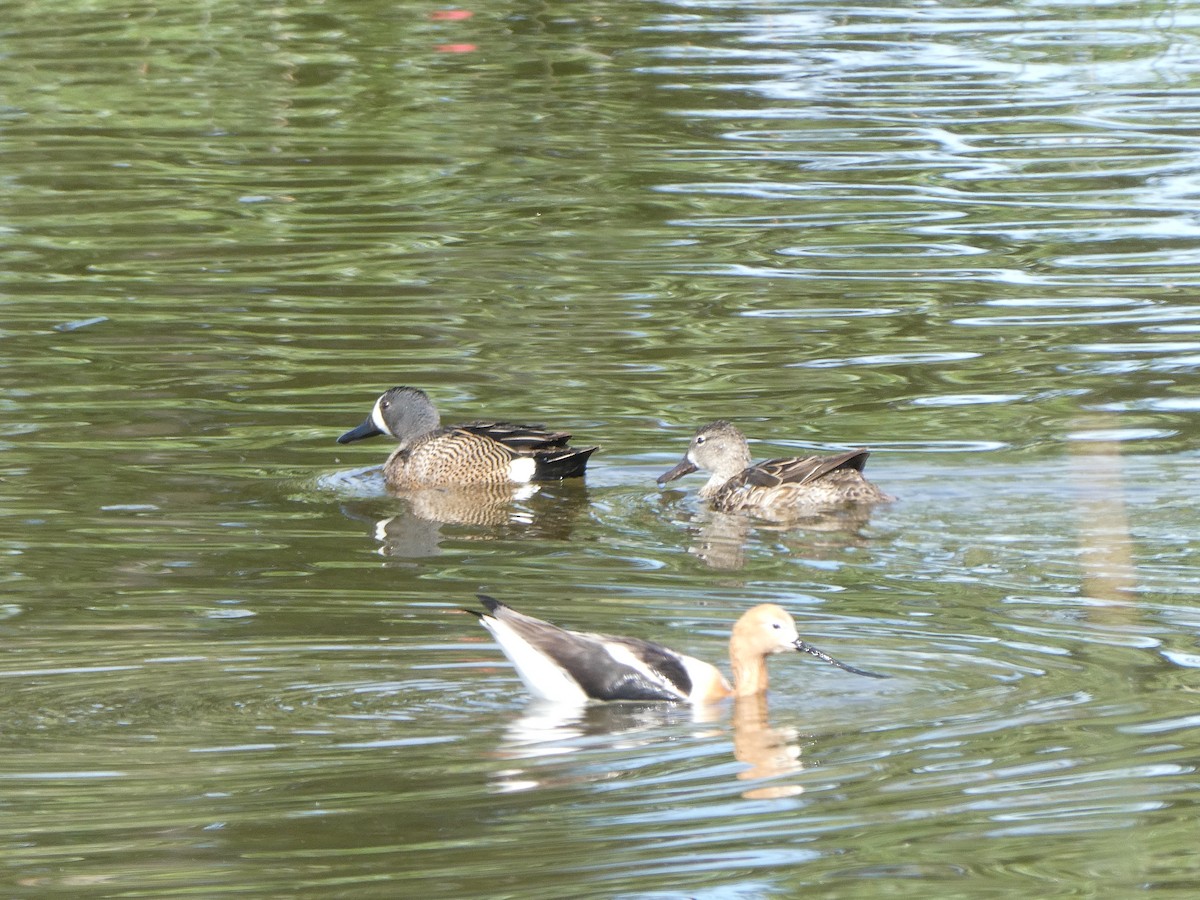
(508, 457), (536, 484)
(371, 398), (390, 436)
(481, 617), (589, 704)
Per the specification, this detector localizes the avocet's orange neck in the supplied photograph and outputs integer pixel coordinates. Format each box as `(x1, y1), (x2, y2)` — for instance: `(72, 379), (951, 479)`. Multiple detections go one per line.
(729, 640), (771, 697)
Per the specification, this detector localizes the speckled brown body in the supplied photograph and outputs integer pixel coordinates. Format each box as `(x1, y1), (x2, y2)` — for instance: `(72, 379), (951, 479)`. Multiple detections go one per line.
(382, 427), (541, 489)
(338, 387), (596, 490)
(659, 420), (892, 519)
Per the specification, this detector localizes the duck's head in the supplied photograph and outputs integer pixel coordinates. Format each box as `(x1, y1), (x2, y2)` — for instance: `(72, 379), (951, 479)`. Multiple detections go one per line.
(658, 420), (753, 485)
(337, 386), (441, 447)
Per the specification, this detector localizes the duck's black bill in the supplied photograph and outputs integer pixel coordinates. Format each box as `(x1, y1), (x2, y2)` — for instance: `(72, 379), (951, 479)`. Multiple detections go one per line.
(795, 640), (888, 679)
(657, 458), (698, 485)
(337, 418), (384, 444)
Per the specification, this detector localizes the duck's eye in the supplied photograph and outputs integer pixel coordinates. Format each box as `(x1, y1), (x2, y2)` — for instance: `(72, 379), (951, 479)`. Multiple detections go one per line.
(771, 622), (782, 630)
(695, 435), (706, 445)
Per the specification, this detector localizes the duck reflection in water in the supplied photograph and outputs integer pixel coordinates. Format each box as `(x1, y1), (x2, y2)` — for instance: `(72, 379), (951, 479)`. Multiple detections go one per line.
(489, 701), (696, 793)
(466, 597), (887, 796)
(337, 481), (591, 558)
(679, 506), (880, 571)
(492, 696), (812, 799)
(732, 692), (807, 799)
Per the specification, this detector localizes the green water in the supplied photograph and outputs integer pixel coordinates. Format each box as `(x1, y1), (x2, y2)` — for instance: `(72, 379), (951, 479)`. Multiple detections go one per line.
(3, 0), (1200, 896)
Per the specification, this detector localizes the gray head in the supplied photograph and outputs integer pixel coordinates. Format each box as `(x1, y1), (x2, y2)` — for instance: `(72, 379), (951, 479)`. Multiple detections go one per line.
(337, 386), (441, 447)
(657, 420), (753, 485)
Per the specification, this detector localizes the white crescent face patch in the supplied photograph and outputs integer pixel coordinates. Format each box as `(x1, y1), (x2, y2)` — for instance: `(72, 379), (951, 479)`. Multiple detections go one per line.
(371, 398), (390, 436)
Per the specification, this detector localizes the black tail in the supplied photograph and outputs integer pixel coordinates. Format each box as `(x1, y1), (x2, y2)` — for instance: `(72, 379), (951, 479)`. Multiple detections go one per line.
(533, 446), (598, 481)
(835, 448), (871, 474)
(463, 592), (506, 619)
(461, 594), (502, 618)
(475, 594), (505, 615)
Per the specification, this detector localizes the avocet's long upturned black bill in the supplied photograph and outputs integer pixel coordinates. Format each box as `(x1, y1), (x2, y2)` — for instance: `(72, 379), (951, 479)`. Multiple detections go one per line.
(795, 639), (889, 679)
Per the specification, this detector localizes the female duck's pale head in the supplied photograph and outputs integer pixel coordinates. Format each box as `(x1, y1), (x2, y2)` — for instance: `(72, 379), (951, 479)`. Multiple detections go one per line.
(662, 422), (753, 496)
(658, 420), (754, 490)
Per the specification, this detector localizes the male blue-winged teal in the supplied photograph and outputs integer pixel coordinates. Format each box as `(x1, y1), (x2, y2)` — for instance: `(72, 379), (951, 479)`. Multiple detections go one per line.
(337, 386), (597, 490)
(658, 420), (892, 517)
(466, 595), (886, 704)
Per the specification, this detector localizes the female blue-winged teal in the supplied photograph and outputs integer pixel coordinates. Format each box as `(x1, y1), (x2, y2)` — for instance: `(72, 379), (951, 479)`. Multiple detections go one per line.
(337, 386), (597, 490)
(466, 595), (886, 704)
(658, 420), (892, 517)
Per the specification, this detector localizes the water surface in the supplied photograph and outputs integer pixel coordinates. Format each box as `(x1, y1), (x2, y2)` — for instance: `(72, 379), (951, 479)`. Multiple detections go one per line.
(3, 0), (1200, 896)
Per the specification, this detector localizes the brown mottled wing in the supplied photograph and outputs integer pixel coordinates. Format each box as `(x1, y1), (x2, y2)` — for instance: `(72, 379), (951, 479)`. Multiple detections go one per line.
(738, 448), (870, 489)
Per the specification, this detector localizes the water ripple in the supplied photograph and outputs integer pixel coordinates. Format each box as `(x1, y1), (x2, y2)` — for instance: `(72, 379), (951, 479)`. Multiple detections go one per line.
(795, 351), (980, 369)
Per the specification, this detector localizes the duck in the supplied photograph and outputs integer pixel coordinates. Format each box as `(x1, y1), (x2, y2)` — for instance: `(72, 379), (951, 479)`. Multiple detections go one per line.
(657, 420), (892, 517)
(337, 386), (597, 490)
(466, 595), (886, 704)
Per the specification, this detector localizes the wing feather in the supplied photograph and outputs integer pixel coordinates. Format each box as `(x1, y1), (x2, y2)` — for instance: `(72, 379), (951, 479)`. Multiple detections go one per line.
(457, 421), (574, 454)
(739, 448), (870, 489)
